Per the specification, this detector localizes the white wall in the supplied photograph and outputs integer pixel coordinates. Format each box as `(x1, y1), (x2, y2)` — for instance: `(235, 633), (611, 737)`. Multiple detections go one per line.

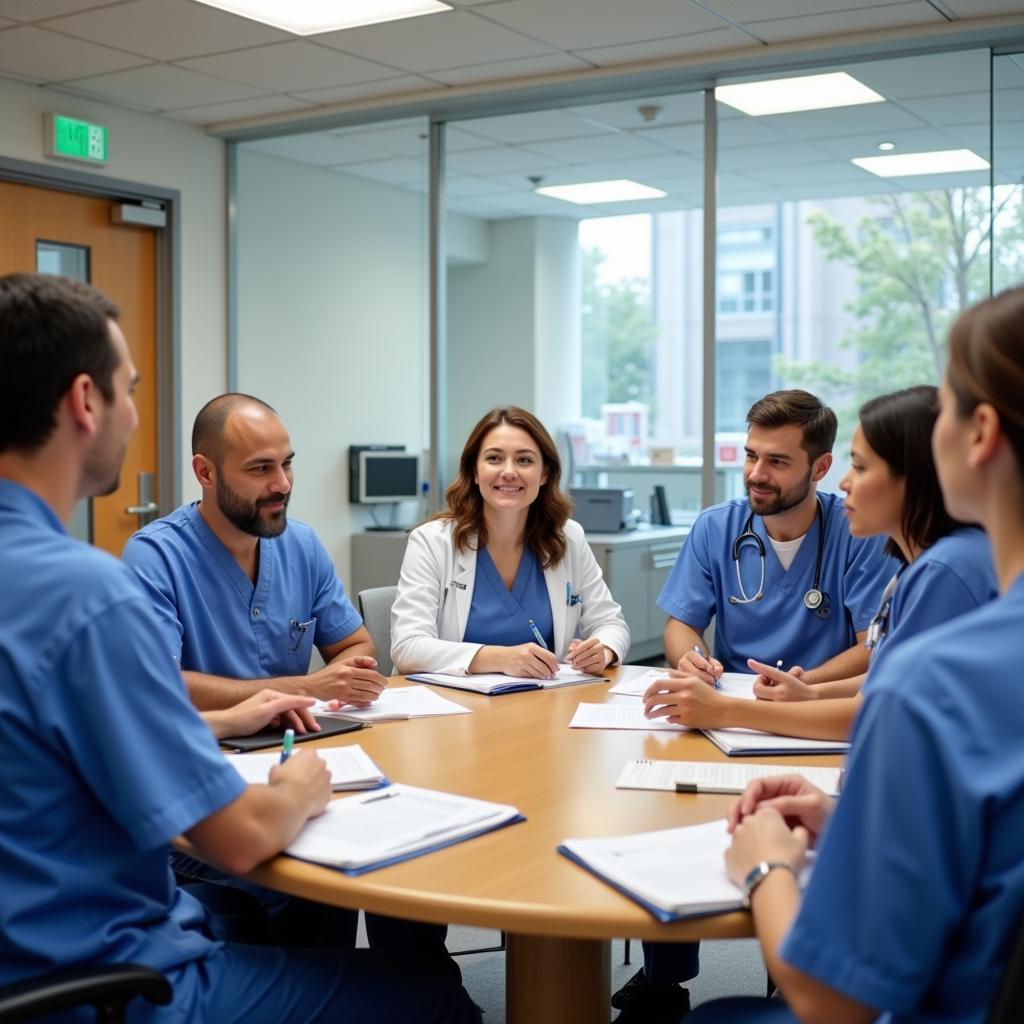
(0, 77), (228, 494)
(235, 149), (429, 583)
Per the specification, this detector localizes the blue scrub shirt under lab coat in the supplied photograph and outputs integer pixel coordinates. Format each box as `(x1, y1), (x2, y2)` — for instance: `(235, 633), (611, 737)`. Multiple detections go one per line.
(658, 492), (896, 671)
(122, 502), (363, 676)
(463, 546), (555, 651)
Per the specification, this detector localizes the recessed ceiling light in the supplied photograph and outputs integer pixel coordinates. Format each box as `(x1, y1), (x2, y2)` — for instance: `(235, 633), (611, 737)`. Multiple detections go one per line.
(193, 0), (452, 35)
(535, 180), (667, 204)
(715, 72), (884, 117)
(852, 148), (990, 177)
(877, 141), (896, 151)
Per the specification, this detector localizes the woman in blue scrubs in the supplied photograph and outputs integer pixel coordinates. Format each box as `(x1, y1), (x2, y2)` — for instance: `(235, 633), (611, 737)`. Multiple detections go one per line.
(687, 286), (1024, 1023)
(391, 406), (629, 677)
(643, 385), (997, 740)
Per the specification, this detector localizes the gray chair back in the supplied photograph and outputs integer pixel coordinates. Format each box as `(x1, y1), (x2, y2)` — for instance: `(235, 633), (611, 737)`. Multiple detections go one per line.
(357, 585), (398, 677)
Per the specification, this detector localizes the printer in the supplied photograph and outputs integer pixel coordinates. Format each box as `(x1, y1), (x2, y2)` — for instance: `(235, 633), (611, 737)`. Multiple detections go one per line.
(569, 488), (637, 533)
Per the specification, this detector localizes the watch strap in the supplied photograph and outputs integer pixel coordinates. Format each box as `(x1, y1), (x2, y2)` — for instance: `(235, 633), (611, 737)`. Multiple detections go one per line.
(741, 860), (798, 909)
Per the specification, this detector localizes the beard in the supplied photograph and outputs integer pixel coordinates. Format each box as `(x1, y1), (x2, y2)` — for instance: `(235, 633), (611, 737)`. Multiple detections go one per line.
(216, 475), (290, 538)
(744, 468), (813, 517)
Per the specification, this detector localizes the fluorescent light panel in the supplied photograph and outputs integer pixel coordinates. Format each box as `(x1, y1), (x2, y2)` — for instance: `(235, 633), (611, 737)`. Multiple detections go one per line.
(193, 0), (452, 35)
(715, 72), (884, 116)
(535, 180), (667, 205)
(852, 148), (990, 177)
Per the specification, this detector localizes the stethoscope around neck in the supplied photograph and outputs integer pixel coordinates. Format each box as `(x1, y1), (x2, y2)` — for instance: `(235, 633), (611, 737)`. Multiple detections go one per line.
(728, 497), (831, 617)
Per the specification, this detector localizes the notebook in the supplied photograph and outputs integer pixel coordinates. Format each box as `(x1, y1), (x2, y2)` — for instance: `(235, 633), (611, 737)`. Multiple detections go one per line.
(408, 664), (603, 695)
(226, 744), (386, 791)
(701, 727), (850, 757)
(284, 784), (524, 875)
(313, 686), (472, 722)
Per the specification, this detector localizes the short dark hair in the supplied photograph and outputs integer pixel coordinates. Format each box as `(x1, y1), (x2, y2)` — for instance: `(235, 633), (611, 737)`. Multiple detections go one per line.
(191, 393), (278, 465)
(859, 386), (962, 564)
(746, 389), (838, 462)
(0, 273), (120, 455)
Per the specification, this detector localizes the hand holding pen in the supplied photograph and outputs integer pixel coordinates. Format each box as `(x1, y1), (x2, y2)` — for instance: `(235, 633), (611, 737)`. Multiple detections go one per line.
(679, 643), (723, 689)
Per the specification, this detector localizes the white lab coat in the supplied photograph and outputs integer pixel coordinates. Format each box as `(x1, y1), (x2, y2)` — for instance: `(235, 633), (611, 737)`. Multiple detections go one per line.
(391, 517), (630, 675)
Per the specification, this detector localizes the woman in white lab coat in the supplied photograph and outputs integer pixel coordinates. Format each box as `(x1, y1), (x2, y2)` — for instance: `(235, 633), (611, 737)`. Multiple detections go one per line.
(391, 406), (629, 677)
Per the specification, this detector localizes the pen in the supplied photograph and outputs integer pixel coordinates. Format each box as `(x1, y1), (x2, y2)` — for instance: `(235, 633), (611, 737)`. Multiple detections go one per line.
(362, 790), (401, 804)
(279, 728), (294, 764)
(528, 619), (549, 650)
(694, 644), (721, 690)
(565, 581), (571, 606)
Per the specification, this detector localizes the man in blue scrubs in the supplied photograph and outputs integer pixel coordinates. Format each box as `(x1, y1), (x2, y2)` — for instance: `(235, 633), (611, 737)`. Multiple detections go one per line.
(123, 392), (386, 712)
(0, 272), (478, 1023)
(612, 390), (895, 1023)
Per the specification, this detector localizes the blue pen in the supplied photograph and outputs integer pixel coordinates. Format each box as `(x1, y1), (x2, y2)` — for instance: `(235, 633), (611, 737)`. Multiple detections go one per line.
(565, 581), (571, 606)
(279, 728), (295, 764)
(694, 644), (721, 690)
(528, 619), (549, 650)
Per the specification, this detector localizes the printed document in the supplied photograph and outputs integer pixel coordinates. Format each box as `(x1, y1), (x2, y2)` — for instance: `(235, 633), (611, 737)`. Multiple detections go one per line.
(410, 664), (602, 695)
(702, 727), (850, 756)
(314, 686), (472, 722)
(616, 758), (842, 795)
(226, 744), (385, 791)
(610, 669), (757, 700)
(569, 702), (689, 731)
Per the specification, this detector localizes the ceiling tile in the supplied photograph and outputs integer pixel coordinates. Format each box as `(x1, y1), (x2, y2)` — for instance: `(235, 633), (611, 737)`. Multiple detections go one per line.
(317, 9), (554, 72)
(0, 0), (116, 20)
(523, 131), (677, 162)
(480, 0), (731, 51)
(704, 0), (916, 19)
(851, 49), (989, 98)
(728, 101), (927, 143)
(444, 126), (501, 151)
(66, 63), (265, 109)
(0, 24), (149, 80)
(178, 41), (397, 94)
(896, 91), (991, 127)
(718, 140), (839, 170)
(166, 94), (314, 125)
(809, 125), (966, 159)
(330, 123), (428, 158)
(573, 26), (754, 66)
(634, 122), (704, 153)
(940, 0), (1024, 14)
(424, 52), (593, 86)
(44, 0), (290, 61)
(447, 175), (513, 197)
(744, 160), (870, 186)
(716, 118), (787, 147)
(456, 108), (610, 143)
(333, 158), (427, 186)
(291, 75), (436, 105)
(539, 152), (700, 185)
(567, 93), (705, 131)
(446, 144), (560, 174)
(245, 132), (397, 165)
(744, 2), (946, 44)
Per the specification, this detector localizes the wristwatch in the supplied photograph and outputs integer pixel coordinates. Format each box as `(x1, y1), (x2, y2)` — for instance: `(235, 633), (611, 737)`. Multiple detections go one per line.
(741, 860), (799, 909)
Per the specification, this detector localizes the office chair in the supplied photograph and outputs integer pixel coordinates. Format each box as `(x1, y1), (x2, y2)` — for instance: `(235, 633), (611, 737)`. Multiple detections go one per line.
(0, 963), (171, 1022)
(356, 586), (398, 677)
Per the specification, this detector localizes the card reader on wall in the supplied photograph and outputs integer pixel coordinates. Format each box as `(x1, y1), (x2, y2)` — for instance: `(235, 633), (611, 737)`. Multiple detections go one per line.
(569, 488), (637, 533)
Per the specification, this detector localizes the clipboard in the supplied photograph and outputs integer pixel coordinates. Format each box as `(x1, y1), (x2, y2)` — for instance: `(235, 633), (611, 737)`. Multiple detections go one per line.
(219, 716), (367, 752)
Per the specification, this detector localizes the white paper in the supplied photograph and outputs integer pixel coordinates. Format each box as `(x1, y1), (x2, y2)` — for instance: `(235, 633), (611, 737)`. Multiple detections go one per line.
(411, 663), (601, 694)
(569, 702), (689, 732)
(703, 727), (850, 755)
(226, 744), (384, 790)
(616, 758), (842, 795)
(610, 669), (757, 700)
(285, 784), (520, 870)
(314, 686), (472, 721)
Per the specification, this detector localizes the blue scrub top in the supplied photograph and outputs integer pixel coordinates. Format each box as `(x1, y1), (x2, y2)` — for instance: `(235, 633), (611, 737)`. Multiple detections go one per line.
(867, 527), (997, 679)
(463, 547), (555, 651)
(658, 492), (896, 671)
(123, 502), (363, 677)
(781, 574), (1024, 1022)
(0, 481), (245, 993)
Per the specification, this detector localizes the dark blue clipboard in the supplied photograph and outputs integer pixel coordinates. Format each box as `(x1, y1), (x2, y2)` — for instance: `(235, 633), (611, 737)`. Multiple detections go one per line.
(408, 674), (541, 695)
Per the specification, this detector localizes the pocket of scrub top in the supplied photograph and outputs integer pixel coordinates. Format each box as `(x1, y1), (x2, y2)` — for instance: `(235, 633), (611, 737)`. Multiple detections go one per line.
(288, 616), (317, 672)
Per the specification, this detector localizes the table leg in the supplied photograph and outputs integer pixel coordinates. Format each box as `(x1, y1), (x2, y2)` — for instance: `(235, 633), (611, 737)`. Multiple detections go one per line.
(505, 933), (610, 1024)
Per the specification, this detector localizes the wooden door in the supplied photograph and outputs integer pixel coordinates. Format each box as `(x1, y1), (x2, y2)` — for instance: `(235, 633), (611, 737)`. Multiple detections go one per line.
(0, 178), (158, 556)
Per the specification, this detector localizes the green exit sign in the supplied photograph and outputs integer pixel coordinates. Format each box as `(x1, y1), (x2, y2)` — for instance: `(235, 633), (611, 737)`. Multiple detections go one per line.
(44, 113), (109, 165)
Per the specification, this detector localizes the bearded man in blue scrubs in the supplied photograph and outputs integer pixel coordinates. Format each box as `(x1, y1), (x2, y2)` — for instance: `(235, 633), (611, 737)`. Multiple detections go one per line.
(0, 272), (478, 1023)
(611, 389), (895, 1024)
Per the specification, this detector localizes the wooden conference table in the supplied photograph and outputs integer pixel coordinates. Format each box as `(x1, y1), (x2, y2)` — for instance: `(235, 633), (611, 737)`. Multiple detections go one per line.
(233, 672), (840, 1023)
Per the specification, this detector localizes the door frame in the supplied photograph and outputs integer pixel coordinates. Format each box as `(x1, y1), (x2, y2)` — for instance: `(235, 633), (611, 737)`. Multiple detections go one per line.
(0, 155), (182, 510)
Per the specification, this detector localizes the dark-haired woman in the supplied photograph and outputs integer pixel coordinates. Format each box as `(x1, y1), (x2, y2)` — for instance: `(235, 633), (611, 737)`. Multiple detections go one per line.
(644, 385), (996, 740)
(687, 286), (1024, 1024)
(391, 406), (629, 677)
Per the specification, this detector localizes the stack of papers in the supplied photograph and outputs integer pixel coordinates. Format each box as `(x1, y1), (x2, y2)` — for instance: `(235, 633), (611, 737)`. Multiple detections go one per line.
(285, 784), (524, 875)
(559, 819), (743, 921)
(314, 686), (472, 722)
(610, 669), (757, 700)
(226, 744), (386, 791)
(702, 727), (850, 757)
(569, 702), (688, 731)
(616, 758), (843, 795)
(409, 664), (603, 695)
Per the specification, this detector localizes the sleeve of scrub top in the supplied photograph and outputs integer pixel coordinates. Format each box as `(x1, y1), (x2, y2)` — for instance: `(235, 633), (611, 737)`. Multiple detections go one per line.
(51, 589), (245, 849)
(841, 533), (895, 632)
(568, 523), (630, 664)
(887, 559), (988, 652)
(655, 511), (716, 629)
(779, 649), (981, 1014)
(391, 526), (483, 676)
(307, 529), (363, 649)
(121, 533), (186, 667)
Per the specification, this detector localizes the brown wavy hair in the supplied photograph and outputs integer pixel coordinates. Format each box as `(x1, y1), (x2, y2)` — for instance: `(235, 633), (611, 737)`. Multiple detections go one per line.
(438, 406), (573, 568)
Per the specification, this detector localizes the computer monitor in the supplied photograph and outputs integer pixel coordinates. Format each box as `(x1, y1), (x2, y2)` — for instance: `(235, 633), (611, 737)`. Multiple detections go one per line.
(350, 448), (420, 504)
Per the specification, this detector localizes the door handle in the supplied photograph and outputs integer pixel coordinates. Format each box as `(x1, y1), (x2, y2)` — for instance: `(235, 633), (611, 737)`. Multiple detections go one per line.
(126, 502), (159, 515)
(126, 472), (159, 527)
